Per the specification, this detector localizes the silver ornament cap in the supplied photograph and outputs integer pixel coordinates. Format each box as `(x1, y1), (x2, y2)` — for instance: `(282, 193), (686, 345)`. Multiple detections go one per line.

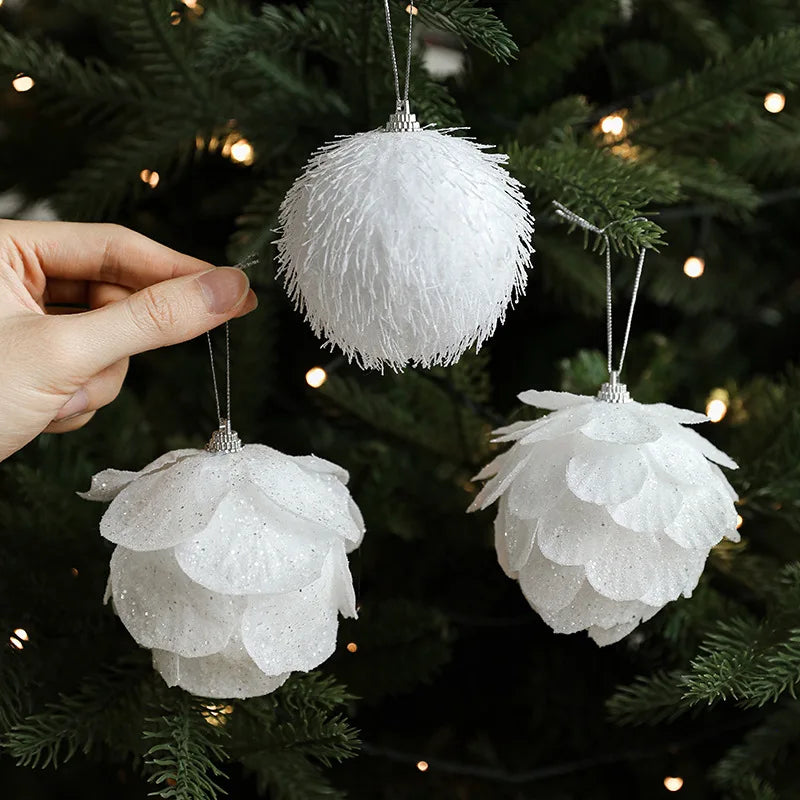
(385, 100), (421, 132)
(206, 419), (243, 454)
(596, 371), (632, 404)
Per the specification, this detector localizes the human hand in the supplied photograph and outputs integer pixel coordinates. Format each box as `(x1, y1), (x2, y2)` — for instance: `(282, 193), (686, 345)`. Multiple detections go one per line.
(0, 220), (257, 461)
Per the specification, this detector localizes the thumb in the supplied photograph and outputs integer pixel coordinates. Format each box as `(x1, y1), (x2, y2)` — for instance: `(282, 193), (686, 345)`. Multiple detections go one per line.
(62, 268), (253, 374)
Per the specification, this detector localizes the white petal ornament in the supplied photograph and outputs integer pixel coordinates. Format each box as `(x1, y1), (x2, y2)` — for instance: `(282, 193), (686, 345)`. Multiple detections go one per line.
(81, 322), (365, 698)
(469, 205), (740, 645)
(275, 1), (534, 371)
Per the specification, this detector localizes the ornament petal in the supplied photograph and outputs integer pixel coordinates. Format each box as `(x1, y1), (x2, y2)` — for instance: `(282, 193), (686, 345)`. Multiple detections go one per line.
(153, 639), (289, 700)
(517, 390), (593, 410)
(645, 403), (709, 425)
(496, 501), (536, 573)
(79, 449), (198, 502)
(100, 452), (230, 550)
(244, 444), (363, 544)
(609, 474), (685, 534)
(537, 498), (616, 566)
(505, 442), (573, 522)
(580, 404), (662, 445)
(518, 546), (584, 612)
(469, 448), (535, 511)
(517, 407), (594, 446)
(645, 435), (713, 485)
(241, 550), (342, 675)
(673, 426), (739, 470)
(664, 487), (737, 549)
(494, 503), (517, 579)
(584, 530), (659, 601)
(109, 547), (241, 658)
(566, 438), (649, 506)
(639, 539), (707, 606)
(175, 483), (337, 595)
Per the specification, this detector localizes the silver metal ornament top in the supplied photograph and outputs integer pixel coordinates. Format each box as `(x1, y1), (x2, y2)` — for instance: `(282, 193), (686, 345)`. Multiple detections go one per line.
(206, 419), (243, 454)
(596, 371), (632, 404)
(385, 100), (421, 132)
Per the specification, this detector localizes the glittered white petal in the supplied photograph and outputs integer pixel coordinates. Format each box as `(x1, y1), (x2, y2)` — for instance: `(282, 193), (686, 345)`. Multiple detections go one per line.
(241, 550), (341, 675)
(609, 474), (685, 534)
(330, 544), (357, 618)
(537, 499), (617, 566)
(665, 487), (737, 549)
(175, 484), (337, 595)
(711, 463), (739, 502)
(494, 503), (517, 579)
(584, 530), (659, 601)
(100, 452), (230, 550)
(153, 639), (289, 699)
(292, 454), (350, 484)
(496, 500), (536, 573)
(518, 546), (584, 612)
(645, 434), (713, 485)
(517, 406), (594, 446)
(580, 404), (662, 444)
(672, 426), (739, 470)
(491, 420), (538, 439)
(80, 449), (206, 502)
(639, 539), (706, 606)
(566, 438), (648, 506)
(588, 611), (660, 646)
(505, 442), (573, 521)
(79, 469), (140, 502)
(543, 584), (658, 635)
(109, 547), (240, 658)
(645, 403), (709, 425)
(469, 448), (535, 511)
(244, 445), (363, 544)
(517, 390), (593, 410)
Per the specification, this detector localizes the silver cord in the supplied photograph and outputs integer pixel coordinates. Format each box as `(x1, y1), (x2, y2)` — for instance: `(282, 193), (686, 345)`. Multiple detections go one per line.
(383, 0), (415, 112)
(552, 201), (648, 377)
(206, 329), (222, 423)
(404, 2), (415, 105)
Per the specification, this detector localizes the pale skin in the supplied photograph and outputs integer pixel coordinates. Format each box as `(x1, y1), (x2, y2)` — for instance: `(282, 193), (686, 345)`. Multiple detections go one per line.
(0, 220), (258, 462)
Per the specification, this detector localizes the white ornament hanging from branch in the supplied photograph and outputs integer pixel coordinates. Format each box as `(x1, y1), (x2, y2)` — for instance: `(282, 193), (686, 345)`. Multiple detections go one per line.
(275, 1), (534, 371)
(82, 315), (365, 698)
(469, 204), (740, 645)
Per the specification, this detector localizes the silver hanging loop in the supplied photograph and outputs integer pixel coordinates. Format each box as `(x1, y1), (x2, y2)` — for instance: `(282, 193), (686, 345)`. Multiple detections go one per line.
(204, 256), (257, 453)
(552, 201), (648, 404)
(383, 1), (420, 131)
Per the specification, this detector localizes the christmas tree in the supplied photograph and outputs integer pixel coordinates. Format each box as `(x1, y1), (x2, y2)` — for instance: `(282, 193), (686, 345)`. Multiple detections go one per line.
(2, 1), (800, 798)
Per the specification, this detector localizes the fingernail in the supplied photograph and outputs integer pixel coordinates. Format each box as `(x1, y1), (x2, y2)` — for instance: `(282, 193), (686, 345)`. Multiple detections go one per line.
(235, 290), (259, 318)
(54, 387), (89, 421)
(196, 268), (250, 314)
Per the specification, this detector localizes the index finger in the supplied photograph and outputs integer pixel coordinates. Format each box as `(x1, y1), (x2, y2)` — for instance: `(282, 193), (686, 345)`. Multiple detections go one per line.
(0, 219), (214, 291)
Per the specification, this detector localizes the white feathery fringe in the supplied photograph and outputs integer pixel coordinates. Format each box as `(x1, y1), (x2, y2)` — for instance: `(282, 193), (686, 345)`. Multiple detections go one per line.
(81, 445), (365, 698)
(276, 128), (535, 371)
(469, 390), (740, 646)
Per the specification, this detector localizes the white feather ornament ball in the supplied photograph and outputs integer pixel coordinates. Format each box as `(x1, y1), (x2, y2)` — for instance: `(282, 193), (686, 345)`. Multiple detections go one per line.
(81, 445), (364, 698)
(276, 124), (534, 370)
(469, 386), (740, 645)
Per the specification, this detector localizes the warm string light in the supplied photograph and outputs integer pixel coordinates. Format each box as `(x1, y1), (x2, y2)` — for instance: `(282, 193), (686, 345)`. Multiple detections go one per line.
(201, 703), (234, 727)
(229, 138), (254, 165)
(346, 642), (358, 653)
(405, 3), (418, 14)
(9, 628), (28, 650)
(305, 367), (328, 388)
(416, 761), (429, 772)
(599, 113), (625, 136)
(12, 73), (34, 92)
(139, 169), (160, 189)
(736, 514), (744, 530)
(706, 389), (730, 423)
(664, 776), (684, 792)
(71, 567), (79, 577)
(683, 256), (705, 278)
(169, 10), (181, 25)
(14, 628), (29, 641)
(764, 92), (786, 114)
